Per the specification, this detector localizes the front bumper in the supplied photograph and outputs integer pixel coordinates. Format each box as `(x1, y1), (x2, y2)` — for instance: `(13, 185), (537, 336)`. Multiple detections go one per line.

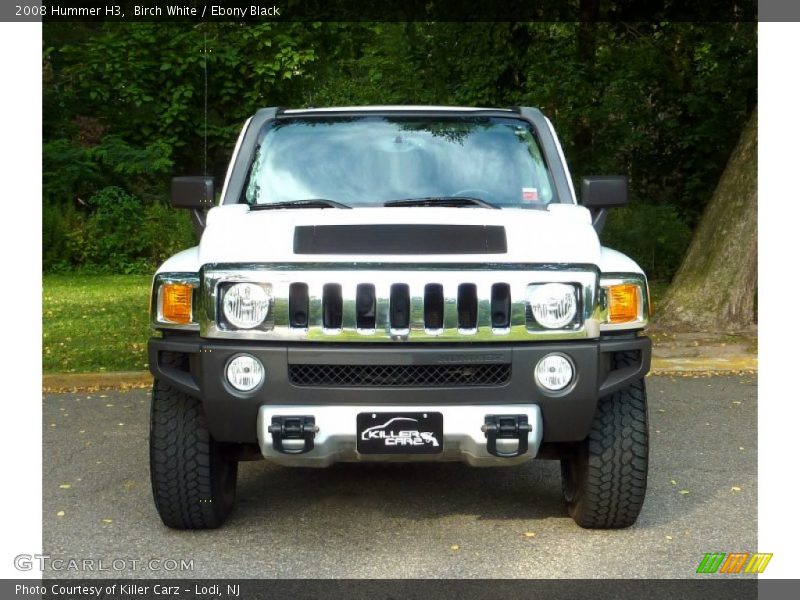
(257, 404), (543, 467)
(148, 334), (650, 448)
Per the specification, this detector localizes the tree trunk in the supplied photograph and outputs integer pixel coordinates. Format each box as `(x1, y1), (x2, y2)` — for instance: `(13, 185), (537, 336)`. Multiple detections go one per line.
(655, 107), (757, 331)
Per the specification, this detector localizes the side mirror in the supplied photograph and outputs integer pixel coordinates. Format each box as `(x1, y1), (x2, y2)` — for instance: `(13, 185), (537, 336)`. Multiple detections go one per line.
(580, 176), (628, 209)
(171, 176), (215, 209)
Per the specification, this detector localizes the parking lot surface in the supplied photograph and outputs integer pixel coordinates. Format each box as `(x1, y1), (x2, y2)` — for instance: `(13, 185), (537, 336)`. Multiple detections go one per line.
(42, 375), (756, 578)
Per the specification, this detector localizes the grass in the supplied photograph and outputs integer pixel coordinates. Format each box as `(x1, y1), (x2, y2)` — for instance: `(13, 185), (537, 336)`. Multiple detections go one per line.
(43, 274), (152, 373)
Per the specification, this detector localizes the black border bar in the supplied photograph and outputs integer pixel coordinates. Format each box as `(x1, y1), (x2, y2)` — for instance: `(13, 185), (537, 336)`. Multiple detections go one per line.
(5, 0), (763, 23)
(0, 578), (776, 600)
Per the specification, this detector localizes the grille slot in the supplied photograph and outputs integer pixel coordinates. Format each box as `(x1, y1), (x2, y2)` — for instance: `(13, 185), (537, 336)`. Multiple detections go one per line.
(457, 283), (478, 330)
(491, 283), (511, 329)
(322, 283), (343, 329)
(289, 363), (512, 387)
(424, 283), (444, 330)
(389, 283), (411, 331)
(355, 283), (376, 330)
(289, 283), (309, 328)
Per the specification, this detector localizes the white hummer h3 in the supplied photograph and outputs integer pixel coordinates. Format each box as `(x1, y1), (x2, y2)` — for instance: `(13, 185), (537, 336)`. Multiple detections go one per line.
(149, 106), (651, 529)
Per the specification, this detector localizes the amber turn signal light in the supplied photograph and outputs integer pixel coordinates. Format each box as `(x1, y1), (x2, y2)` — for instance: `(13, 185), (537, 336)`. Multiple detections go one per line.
(607, 284), (640, 324)
(161, 283), (193, 324)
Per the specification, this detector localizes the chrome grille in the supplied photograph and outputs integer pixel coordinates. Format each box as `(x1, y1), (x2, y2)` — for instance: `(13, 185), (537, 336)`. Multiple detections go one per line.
(199, 263), (601, 342)
(288, 363), (512, 387)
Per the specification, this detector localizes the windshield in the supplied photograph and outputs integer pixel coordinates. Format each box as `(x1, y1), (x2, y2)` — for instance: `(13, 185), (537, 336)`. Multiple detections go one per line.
(243, 116), (556, 208)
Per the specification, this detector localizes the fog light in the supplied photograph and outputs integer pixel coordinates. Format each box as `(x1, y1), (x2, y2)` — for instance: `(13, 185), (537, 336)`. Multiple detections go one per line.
(534, 353), (574, 391)
(226, 355), (264, 392)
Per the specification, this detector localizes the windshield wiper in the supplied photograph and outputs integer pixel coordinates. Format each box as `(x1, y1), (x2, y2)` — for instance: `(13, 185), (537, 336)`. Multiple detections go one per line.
(249, 199), (351, 210)
(384, 196), (500, 209)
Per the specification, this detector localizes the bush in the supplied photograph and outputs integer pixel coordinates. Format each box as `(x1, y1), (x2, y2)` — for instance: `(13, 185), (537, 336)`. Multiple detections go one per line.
(52, 186), (196, 274)
(141, 200), (197, 267)
(81, 186), (149, 272)
(43, 202), (83, 271)
(600, 203), (692, 282)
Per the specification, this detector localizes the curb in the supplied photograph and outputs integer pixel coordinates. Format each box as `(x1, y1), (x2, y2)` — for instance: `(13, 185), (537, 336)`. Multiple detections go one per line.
(43, 371), (153, 393)
(651, 356), (757, 374)
(43, 356), (758, 392)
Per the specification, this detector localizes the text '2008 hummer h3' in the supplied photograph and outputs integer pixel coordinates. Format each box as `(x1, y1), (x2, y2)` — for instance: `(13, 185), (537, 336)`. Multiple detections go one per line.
(149, 106), (651, 530)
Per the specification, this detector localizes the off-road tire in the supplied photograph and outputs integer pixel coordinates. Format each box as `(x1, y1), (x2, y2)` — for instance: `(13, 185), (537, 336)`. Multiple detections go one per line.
(560, 351), (648, 529)
(149, 353), (238, 529)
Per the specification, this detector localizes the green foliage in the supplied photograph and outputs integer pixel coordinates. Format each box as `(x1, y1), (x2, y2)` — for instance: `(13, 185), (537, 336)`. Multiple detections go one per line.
(46, 187), (195, 274)
(82, 187), (149, 272)
(141, 200), (197, 267)
(43, 22), (319, 274)
(43, 201), (83, 271)
(302, 22), (755, 229)
(46, 23), (317, 182)
(42, 22), (756, 281)
(89, 135), (173, 177)
(43, 139), (102, 208)
(601, 204), (692, 282)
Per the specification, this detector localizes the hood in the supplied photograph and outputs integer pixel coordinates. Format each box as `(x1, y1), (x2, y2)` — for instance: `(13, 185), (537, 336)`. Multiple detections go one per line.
(196, 203), (602, 266)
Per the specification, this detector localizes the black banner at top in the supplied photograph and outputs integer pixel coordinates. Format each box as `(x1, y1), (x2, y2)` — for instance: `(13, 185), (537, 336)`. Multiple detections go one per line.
(6, 0), (761, 23)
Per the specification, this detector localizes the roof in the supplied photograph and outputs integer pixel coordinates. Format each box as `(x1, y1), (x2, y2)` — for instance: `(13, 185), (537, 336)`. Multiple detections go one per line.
(279, 105), (519, 114)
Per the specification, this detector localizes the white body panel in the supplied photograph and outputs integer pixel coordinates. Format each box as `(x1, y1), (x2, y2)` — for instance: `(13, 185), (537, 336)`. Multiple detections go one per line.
(156, 205), (644, 276)
(545, 117), (577, 204)
(218, 117), (252, 204)
(598, 247), (645, 275)
(193, 204), (600, 266)
(157, 246), (200, 273)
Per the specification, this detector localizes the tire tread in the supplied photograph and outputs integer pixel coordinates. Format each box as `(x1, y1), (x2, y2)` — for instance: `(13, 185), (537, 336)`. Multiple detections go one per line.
(149, 352), (236, 529)
(563, 350), (649, 529)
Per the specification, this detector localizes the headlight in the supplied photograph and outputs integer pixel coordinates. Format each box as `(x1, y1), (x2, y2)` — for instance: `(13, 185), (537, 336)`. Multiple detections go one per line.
(222, 283), (271, 329)
(226, 354), (265, 392)
(527, 283), (577, 329)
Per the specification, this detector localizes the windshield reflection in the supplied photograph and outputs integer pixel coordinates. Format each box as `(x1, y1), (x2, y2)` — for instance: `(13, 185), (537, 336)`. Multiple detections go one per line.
(244, 117), (555, 207)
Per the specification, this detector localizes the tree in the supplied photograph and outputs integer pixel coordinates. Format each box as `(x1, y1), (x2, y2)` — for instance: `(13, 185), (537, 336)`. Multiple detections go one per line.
(41, 22), (757, 275)
(655, 107), (757, 330)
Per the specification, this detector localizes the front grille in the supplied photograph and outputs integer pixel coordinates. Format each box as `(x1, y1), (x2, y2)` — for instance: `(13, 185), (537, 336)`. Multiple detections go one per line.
(199, 265), (599, 342)
(288, 363), (512, 387)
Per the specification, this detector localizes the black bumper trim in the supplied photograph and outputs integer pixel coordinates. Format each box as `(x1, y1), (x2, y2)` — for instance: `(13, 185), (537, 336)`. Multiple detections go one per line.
(598, 337), (652, 397)
(148, 337), (201, 397)
(148, 335), (651, 444)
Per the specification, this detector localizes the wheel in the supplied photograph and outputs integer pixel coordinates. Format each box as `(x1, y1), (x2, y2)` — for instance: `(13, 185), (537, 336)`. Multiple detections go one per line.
(149, 352), (238, 529)
(560, 351), (649, 529)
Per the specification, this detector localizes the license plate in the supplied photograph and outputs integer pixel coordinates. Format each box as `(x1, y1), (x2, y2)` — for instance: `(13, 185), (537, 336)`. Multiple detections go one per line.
(357, 412), (443, 454)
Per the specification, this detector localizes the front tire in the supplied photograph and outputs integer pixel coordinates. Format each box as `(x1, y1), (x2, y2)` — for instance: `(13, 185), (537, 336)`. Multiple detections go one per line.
(149, 357), (238, 529)
(560, 351), (649, 529)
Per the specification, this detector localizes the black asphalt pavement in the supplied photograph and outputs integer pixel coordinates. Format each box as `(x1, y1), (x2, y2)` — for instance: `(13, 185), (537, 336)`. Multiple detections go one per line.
(42, 375), (756, 578)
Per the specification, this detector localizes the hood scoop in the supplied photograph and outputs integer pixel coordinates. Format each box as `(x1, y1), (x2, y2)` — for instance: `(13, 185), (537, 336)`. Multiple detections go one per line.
(293, 224), (508, 255)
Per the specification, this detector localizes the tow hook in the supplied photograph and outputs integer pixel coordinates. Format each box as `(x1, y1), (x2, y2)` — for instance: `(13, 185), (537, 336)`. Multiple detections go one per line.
(267, 416), (319, 454)
(482, 415), (532, 458)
